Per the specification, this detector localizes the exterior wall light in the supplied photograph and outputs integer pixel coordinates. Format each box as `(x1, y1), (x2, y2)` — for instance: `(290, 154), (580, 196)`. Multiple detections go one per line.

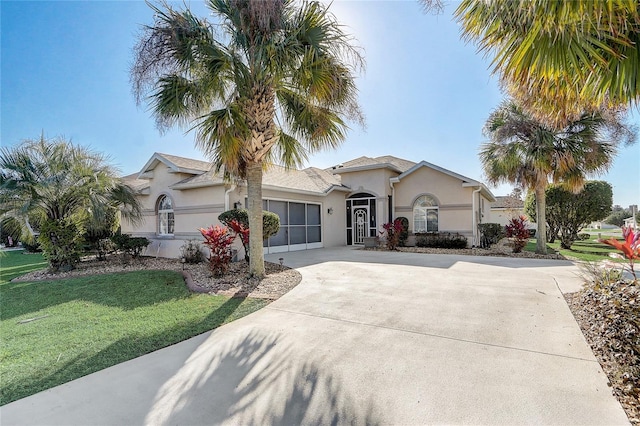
(327, 207), (334, 215)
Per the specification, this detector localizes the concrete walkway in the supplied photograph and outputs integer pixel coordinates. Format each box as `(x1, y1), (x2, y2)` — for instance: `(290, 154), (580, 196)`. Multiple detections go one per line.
(1, 247), (629, 425)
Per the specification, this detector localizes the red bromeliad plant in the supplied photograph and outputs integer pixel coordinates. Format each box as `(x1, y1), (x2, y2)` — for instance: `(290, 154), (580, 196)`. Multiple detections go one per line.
(381, 219), (404, 251)
(227, 219), (250, 262)
(600, 226), (639, 282)
(200, 225), (236, 277)
(505, 215), (530, 253)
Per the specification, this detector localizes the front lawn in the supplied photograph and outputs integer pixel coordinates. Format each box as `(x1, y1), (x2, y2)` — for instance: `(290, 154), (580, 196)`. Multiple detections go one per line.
(0, 251), (268, 405)
(525, 235), (626, 263)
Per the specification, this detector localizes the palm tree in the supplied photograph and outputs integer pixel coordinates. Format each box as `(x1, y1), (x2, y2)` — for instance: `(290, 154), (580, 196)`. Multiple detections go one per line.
(131, 0), (363, 277)
(0, 136), (142, 270)
(455, 0), (640, 127)
(480, 101), (634, 254)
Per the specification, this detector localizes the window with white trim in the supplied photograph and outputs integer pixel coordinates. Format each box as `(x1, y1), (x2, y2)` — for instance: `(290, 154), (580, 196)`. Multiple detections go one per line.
(413, 194), (438, 232)
(157, 195), (174, 235)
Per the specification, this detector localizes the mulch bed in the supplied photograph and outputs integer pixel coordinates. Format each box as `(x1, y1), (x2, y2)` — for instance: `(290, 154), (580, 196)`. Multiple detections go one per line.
(565, 280), (640, 424)
(12, 255), (302, 301)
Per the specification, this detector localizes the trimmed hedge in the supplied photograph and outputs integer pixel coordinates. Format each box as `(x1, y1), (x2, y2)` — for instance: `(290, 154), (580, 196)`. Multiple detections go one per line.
(111, 233), (150, 258)
(477, 223), (505, 247)
(416, 232), (468, 249)
(397, 217), (409, 247)
(218, 208), (280, 240)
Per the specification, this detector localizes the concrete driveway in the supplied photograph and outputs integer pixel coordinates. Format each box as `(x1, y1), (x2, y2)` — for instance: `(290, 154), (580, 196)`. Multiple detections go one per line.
(1, 247), (629, 425)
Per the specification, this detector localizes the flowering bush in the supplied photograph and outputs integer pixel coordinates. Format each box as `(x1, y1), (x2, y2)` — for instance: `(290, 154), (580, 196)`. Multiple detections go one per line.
(381, 219), (404, 251)
(200, 225), (235, 277)
(600, 226), (639, 281)
(505, 215), (530, 253)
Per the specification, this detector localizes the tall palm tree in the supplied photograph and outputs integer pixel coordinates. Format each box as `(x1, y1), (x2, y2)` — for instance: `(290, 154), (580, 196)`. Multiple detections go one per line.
(481, 101), (634, 254)
(131, 0), (363, 277)
(455, 0), (640, 127)
(0, 136), (142, 269)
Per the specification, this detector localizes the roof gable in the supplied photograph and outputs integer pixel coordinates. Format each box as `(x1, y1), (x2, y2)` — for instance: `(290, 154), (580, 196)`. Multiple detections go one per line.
(392, 161), (495, 201)
(329, 155), (415, 174)
(139, 152), (211, 177)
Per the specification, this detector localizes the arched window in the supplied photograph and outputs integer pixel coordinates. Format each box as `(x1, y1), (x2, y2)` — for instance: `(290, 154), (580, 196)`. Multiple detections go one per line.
(157, 195), (174, 235)
(413, 194), (438, 233)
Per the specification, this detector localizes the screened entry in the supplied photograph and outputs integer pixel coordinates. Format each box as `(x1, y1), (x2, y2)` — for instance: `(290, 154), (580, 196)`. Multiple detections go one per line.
(263, 200), (322, 253)
(346, 193), (377, 245)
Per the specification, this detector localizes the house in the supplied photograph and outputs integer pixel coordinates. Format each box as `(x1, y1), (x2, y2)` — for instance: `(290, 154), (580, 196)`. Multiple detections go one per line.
(487, 195), (526, 227)
(121, 153), (496, 258)
(623, 216), (638, 229)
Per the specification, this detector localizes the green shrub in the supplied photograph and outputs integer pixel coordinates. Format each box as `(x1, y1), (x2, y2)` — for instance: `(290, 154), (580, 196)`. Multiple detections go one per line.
(94, 238), (116, 260)
(21, 239), (42, 253)
(82, 207), (119, 258)
(111, 233), (150, 258)
(477, 223), (505, 247)
(577, 233), (591, 241)
(180, 239), (204, 264)
(218, 208), (280, 240)
(397, 217), (409, 247)
(416, 232), (468, 249)
(38, 218), (82, 272)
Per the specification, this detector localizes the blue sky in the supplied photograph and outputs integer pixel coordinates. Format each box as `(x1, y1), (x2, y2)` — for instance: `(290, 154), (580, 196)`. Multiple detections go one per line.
(2, 1), (639, 207)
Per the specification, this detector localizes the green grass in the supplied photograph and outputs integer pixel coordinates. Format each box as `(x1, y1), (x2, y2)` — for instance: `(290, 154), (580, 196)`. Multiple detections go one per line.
(0, 250), (268, 405)
(525, 235), (626, 263)
(0, 250), (47, 282)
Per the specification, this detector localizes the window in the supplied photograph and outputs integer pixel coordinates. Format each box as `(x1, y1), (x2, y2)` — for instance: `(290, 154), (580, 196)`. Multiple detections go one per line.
(413, 194), (438, 232)
(157, 195), (174, 235)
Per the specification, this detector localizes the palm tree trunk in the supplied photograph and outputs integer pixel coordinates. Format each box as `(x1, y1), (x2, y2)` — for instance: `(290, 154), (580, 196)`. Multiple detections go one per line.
(246, 161), (265, 278)
(535, 184), (547, 254)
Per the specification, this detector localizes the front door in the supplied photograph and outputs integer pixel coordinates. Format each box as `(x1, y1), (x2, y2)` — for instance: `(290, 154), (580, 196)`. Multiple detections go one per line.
(353, 207), (369, 244)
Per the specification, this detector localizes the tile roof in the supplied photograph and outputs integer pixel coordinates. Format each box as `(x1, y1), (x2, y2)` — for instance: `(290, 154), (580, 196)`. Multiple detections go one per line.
(121, 173), (150, 191)
(329, 155), (416, 173)
(156, 153), (211, 172)
(263, 164), (346, 193)
(492, 196), (524, 209)
(168, 162), (347, 194)
(170, 167), (226, 188)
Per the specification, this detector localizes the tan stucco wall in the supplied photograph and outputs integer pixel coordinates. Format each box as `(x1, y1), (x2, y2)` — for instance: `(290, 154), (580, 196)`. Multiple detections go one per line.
(338, 169), (394, 198)
(121, 164), (229, 258)
(122, 162), (349, 258)
(234, 186), (347, 248)
(393, 167), (475, 235)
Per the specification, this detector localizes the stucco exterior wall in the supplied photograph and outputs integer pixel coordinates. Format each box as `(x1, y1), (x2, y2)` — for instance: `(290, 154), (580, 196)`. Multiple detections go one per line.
(487, 208), (518, 227)
(393, 167), (474, 234)
(121, 164), (229, 258)
(233, 186), (347, 248)
(338, 169), (394, 198)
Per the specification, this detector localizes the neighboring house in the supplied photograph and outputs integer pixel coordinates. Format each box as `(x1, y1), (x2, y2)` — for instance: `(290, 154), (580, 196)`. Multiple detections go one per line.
(121, 153), (496, 258)
(623, 216), (638, 228)
(487, 195), (525, 227)
(589, 221), (620, 230)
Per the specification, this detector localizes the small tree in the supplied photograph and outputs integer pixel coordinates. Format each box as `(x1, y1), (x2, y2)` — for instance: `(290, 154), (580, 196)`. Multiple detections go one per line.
(527, 181), (613, 248)
(0, 136), (142, 270)
(505, 216), (530, 253)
